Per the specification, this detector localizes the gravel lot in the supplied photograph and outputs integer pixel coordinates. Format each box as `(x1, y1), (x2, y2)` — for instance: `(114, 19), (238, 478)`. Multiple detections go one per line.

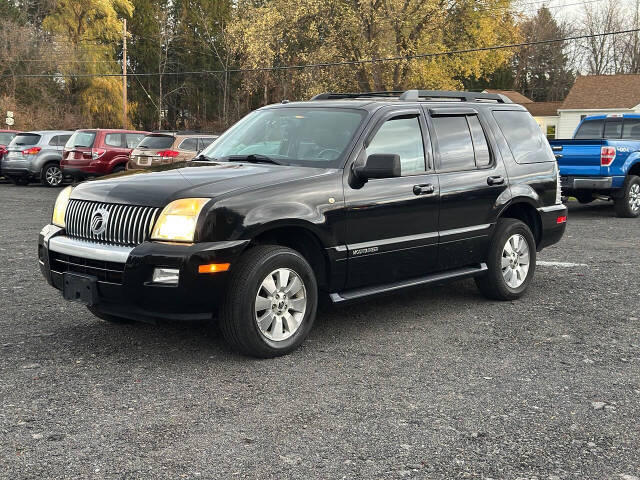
(0, 182), (639, 480)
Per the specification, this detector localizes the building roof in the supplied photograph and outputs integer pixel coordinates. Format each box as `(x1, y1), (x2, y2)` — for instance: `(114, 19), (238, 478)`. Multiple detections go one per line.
(483, 89), (534, 104)
(524, 101), (562, 117)
(561, 74), (640, 110)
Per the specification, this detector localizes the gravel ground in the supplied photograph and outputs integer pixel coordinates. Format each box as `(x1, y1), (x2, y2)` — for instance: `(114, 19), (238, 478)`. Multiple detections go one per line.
(0, 182), (639, 480)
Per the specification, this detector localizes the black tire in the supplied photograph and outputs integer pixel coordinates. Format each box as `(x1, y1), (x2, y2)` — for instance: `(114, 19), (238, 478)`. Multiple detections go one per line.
(40, 162), (64, 187)
(475, 218), (537, 301)
(219, 245), (318, 358)
(574, 192), (594, 204)
(613, 175), (640, 218)
(87, 306), (133, 324)
(111, 165), (125, 174)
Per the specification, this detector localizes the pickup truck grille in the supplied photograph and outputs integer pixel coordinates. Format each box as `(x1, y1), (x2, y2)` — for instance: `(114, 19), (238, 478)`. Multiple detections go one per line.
(65, 200), (160, 246)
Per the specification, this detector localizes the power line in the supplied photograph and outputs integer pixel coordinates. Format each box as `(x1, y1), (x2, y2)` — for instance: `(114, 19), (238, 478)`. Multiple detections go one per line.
(1, 28), (638, 79)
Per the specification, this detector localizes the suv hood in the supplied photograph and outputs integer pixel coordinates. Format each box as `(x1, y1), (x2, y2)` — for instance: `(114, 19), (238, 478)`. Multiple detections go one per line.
(70, 161), (334, 207)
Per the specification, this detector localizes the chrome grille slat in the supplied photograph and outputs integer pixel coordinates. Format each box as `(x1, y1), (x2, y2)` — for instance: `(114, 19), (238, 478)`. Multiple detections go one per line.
(65, 200), (160, 247)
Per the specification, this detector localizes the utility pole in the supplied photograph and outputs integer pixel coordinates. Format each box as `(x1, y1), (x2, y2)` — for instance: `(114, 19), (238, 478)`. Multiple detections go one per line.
(122, 19), (128, 129)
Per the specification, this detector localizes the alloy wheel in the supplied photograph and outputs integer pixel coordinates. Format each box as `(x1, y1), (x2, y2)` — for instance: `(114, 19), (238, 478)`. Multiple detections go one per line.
(501, 234), (530, 289)
(254, 268), (307, 342)
(45, 166), (63, 187)
(628, 183), (640, 213)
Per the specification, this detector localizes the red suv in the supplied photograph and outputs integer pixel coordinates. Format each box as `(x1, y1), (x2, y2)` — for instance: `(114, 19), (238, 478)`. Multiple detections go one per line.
(61, 129), (149, 179)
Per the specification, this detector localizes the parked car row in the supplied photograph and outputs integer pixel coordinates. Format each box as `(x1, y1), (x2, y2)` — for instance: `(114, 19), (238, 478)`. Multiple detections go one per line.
(0, 129), (218, 187)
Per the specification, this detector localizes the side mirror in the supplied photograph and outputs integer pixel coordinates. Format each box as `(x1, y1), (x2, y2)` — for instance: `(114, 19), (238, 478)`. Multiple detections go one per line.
(353, 154), (401, 181)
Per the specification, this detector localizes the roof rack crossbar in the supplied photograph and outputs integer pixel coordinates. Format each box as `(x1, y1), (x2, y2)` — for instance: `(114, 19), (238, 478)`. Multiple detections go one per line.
(311, 90), (512, 104)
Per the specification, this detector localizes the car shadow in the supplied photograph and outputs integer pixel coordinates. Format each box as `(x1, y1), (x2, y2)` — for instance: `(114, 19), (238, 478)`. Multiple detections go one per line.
(45, 278), (483, 363)
(565, 199), (617, 218)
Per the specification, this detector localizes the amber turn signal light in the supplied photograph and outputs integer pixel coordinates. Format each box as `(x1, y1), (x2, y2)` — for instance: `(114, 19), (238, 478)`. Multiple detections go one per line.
(198, 263), (230, 274)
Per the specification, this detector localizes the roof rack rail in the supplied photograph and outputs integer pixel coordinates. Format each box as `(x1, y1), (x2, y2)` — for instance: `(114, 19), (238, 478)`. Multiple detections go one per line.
(311, 90), (512, 104)
(311, 91), (405, 100)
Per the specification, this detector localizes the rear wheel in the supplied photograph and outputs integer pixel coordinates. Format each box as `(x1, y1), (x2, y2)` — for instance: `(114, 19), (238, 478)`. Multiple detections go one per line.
(111, 165), (125, 174)
(87, 306), (133, 324)
(614, 175), (640, 218)
(219, 245), (318, 358)
(41, 163), (63, 187)
(475, 218), (536, 301)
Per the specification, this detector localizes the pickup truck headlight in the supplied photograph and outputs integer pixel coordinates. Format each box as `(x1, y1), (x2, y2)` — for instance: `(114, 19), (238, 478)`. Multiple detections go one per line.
(52, 186), (73, 227)
(150, 198), (209, 242)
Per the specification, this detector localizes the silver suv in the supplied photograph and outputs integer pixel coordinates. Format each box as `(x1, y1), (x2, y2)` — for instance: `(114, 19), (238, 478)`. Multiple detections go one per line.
(1, 130), (73, 187)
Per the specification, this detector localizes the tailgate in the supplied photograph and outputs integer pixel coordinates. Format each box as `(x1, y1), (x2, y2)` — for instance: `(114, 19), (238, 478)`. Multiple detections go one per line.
(550, 140), (604, 177)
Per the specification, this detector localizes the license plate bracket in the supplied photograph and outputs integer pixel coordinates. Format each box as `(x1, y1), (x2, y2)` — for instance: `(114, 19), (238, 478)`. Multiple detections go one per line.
(62, 272), (99, 306)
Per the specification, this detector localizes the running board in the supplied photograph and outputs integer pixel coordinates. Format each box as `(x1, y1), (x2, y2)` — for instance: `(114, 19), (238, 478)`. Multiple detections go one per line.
(329, 263), (487, 303)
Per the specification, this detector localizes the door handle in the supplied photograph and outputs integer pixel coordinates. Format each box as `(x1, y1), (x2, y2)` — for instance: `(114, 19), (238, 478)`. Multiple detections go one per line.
(413, 184), (435, 195)
(487, 175), (505, 186)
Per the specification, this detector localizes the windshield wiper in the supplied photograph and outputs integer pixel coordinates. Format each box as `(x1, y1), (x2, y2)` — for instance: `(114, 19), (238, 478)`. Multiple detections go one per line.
(193, 153), (218, 162)
(226, 154), (285, 166)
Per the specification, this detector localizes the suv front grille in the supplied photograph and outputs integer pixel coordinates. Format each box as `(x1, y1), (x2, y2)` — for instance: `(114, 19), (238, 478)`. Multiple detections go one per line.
(65, 200), (160, 246)
(50, 251), (125, 284)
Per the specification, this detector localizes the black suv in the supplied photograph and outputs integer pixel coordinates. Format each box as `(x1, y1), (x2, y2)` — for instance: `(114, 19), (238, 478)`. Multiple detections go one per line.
(38, 90), (567, 357)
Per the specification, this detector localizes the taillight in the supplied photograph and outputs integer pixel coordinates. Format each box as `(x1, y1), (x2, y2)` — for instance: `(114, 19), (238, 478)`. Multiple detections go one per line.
(22, 147), (42, 155)
(156, 150), (180, 158)
(600, 146), (616, 166)
(91, 148), (106, 160)
(556, 215), (567, 224)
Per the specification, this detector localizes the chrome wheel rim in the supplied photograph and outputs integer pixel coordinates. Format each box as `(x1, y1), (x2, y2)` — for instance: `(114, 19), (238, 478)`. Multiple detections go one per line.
(501, 234), (530, 289)
(255, 268), (307, 342)
(629, 184), (640, 212)
(46, 166), (63, 186)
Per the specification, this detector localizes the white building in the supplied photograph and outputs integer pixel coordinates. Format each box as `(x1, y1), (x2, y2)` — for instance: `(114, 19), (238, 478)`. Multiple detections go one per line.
(486, 74), (640, 139)
(555, 74), (640, 138)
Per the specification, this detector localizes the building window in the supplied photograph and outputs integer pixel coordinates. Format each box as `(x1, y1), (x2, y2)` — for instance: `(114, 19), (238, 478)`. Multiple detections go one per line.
(546, 125), (556, 139)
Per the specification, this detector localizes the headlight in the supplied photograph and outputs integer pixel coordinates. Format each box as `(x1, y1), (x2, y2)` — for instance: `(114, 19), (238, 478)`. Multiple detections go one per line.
(150, 198), (210, 242)
(52, 186), (73, 227)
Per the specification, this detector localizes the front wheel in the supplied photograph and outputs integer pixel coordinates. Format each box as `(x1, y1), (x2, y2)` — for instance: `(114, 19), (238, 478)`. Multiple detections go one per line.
(475, 218), (536, 301)
(219, 245), (318, 358)
(41, 163), (63, 187)
(614, 175), (640, 218)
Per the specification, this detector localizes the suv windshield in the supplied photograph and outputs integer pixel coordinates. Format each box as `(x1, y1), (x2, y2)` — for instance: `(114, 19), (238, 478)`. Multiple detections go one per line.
(137, 134), (174, 150)
(66, 131), (96, 148)
(200, 107), (367, 167)
(10, 133), (41, 147)
(0, 132), (16, 145)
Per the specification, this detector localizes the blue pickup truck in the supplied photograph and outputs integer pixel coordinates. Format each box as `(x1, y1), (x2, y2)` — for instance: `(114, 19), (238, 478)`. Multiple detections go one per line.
(549, 113), (640, 217)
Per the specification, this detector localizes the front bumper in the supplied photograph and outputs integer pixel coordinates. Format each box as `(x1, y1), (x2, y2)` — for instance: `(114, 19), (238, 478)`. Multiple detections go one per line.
(537, 204), (567, 251)
(38, 225), (249, 322)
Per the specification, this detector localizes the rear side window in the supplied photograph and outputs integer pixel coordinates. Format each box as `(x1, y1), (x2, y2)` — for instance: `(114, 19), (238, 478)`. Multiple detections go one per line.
(48, 135), (61, 146)
(431, 116), (475, 172)
(137, 134), (174, 150)
(199, 137), (216, 150)
(574, 119), (604, 139)
(178, 137), (199, 151)
(58, 135), (71, 145)
(125, 133), (145, 148)
(0, 132), (16, 145)
(366, 116), (426, 176)
(104, 133), (123, 147)
(492, 110), (553, 164)
(622, 118), (640, 139)
(604, 119), (622, 139)
(11, 133), (41, 147)
(66, 131), (96, 148)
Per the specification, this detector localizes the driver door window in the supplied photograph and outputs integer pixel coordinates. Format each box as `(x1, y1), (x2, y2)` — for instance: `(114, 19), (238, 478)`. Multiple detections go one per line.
(366, 116), (426, 176)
